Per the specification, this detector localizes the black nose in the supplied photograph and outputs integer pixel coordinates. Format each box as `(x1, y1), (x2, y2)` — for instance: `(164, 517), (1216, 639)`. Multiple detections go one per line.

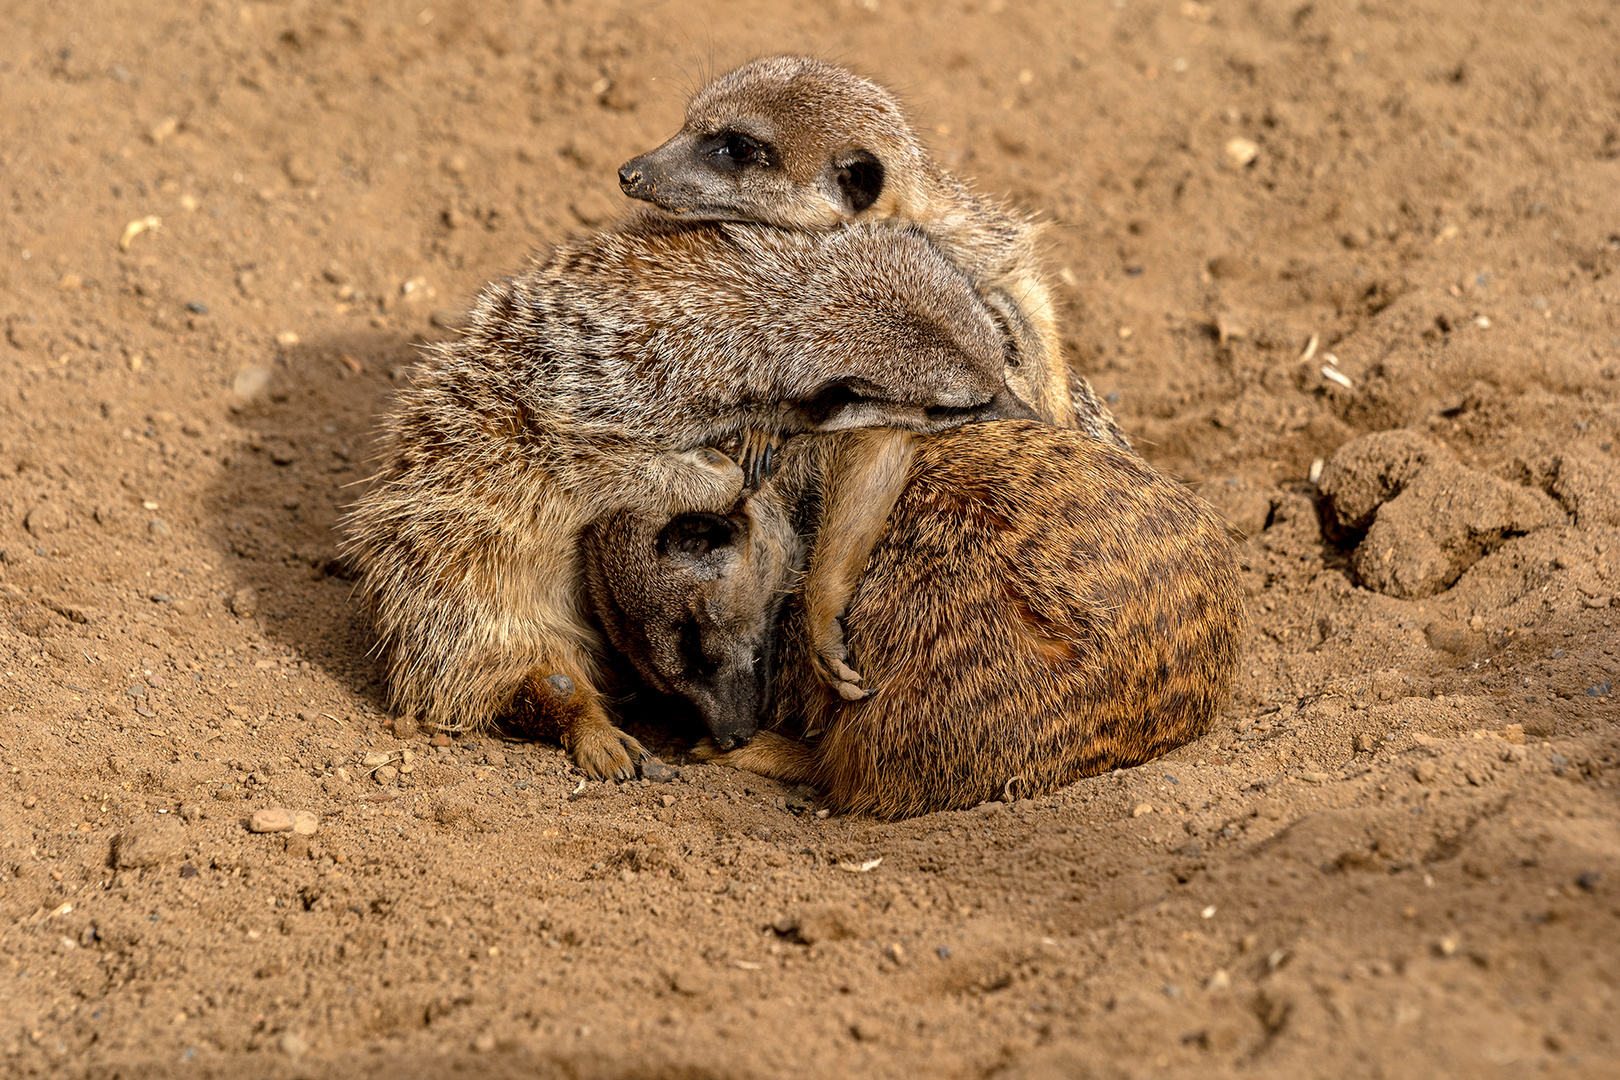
(618, 160), (643, 192)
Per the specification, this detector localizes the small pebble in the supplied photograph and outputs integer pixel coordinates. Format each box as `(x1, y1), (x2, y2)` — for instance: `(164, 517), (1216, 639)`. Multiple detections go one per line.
(660, 794), (676, 809)
(248, 807), (294, 833)
(1576, 871), (1601, 891)
(641, 757), (678, 783)
(1223, 137), (1258, 168)
(361, 751), (393, 767)
(231, 365), (273, 399)
(375, 765), (399, 784)
(291, 810), (319, 836)
(484, 750), (507, 767)
(430, 734), (453, 748)
(1413, 761), (1438, 783)
(1132, 802), (1154, 817)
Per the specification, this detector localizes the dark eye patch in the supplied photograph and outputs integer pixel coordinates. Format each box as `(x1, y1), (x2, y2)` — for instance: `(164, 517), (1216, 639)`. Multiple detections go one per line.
(706, 130), (773, 171)
(659, 513), (736, 559)
(678, 619), (720, 678)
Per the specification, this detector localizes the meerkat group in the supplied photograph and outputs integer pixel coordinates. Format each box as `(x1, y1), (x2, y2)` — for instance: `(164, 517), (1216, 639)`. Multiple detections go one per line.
(346, 56), (1244, 813)
(588, 423), (1243, 818)
(343, 212), (1029, 780)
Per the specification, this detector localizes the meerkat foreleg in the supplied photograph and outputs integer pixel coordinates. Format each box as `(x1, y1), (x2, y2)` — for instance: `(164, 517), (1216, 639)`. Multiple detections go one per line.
(800, 430), (918, 699)
(632, 446), (746, 515)
(519, 657), (649, 782)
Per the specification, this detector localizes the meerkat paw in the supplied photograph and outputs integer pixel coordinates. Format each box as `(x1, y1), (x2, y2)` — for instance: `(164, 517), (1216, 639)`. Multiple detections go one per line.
(816, 620), (870, 700)
(737, 430), (785, 489)
(661, 447), (746, 513)
(824, 655), (868, 701)
(568, 725), (649, 782)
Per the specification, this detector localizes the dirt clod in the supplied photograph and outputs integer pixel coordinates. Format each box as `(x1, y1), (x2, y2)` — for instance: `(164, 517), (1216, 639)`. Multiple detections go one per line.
(113, 818), (186, 868)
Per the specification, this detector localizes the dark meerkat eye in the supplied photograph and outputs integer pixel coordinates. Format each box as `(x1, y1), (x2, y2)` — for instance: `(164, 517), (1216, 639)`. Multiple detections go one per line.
(711, 131), (771, 169)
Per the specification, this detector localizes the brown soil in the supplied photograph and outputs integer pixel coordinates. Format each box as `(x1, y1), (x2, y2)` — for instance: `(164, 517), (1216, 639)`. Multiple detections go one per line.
(2, 2), (1617, 1077)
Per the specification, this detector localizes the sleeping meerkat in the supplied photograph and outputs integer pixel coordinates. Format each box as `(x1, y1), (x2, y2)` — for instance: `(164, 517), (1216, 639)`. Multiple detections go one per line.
(618, 54), (1128, 449)
(342, 211), (1033, 781)
(585, 428), (913, 750)
(585, 422), (1245, 818)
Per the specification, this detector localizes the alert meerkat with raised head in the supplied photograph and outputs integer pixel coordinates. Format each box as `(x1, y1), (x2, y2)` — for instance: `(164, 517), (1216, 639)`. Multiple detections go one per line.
(343, 210), (1033, 781)
(618, 54), (1127, 448)
(586, 422), (1245, 818)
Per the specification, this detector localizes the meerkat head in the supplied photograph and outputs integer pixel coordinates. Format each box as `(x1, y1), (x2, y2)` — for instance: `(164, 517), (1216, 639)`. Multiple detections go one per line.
(618, 55), (930, 229)
(584, 496), (804, 752)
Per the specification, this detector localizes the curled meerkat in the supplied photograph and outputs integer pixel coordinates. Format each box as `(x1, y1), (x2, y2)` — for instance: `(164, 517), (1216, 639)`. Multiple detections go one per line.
(586, 422), (1245, 818)
(343, 211), (1031, 781)
(619, 54), (1128, 449)
(585, 428), (912, 749)
(584, 490), (805, 753)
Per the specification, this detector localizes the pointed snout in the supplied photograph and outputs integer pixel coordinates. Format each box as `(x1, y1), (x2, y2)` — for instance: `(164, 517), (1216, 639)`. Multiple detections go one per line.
(691, 655), (764, 752)
(700, 683), (759, 752)
(618, 154), (654, 200)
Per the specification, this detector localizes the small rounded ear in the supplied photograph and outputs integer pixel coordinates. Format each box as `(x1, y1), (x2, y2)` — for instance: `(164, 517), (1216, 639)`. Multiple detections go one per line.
(834, 149), (885, 214)
(658, 513), (738, 559)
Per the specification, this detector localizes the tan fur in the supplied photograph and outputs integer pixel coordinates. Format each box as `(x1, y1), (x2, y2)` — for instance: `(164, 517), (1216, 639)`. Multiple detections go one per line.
(342, 211), (1032, 780)
(619, 55), (1129, 449)
(586, 422), (1246, 818)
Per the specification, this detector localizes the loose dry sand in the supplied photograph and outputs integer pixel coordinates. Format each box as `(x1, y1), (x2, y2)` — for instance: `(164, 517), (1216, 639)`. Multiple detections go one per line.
(1, 1), (1617, 1077)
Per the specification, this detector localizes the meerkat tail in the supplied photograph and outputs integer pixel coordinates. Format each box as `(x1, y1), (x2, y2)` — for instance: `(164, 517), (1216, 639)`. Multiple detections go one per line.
(801, 430), (918, 692)
(695, 730), (820, 786)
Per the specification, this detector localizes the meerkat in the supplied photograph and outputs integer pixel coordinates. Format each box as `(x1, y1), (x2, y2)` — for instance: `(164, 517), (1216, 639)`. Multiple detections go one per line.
(585, 421), (1245, 818)
(342, 210), (1034, 782)
(584, 487), (805, 753)
(618, 54), (1129, 450)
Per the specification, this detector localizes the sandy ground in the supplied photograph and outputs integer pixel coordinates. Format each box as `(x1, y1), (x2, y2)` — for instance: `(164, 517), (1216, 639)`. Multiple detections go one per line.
(2, 1), (1618, 1077)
